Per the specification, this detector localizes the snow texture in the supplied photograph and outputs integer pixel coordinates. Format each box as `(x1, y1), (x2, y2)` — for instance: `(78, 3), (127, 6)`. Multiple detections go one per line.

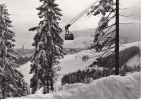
(14, 72), (140, 99)
(17, 62), (33, 85)
(126, 54), (140, 67)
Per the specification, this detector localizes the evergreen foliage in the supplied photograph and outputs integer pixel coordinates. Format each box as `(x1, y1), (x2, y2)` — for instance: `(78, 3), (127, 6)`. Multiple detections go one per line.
(0, 4), (27, 99)
(29, 0), (64, 94)
(82, 55), (89, 61)
(61, 65), (140, 85)
(88, 0), (116, 54)
(96, 46), (139, 68)
(15, 56), (31, 65)
(87, 0), (118, 73)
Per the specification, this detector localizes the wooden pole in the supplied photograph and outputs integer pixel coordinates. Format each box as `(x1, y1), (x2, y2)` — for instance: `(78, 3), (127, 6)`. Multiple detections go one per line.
(115, 0), (119, 75)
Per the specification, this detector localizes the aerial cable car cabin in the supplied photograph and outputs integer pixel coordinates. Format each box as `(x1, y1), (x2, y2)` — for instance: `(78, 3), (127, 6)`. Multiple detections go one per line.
(65, 24), (74, 40)
(63, 1), (98, 40)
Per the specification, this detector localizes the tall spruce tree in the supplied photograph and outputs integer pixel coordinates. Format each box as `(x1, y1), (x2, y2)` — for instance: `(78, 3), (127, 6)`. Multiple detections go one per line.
(0, 4), (27, 99)
(29, 0), (64, 94)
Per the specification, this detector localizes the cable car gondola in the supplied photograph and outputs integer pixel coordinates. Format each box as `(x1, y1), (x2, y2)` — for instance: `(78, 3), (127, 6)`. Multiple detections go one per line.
(65, 33), (74, 40)
(65, 24), (74, 40)
(62, 0), (98, 40)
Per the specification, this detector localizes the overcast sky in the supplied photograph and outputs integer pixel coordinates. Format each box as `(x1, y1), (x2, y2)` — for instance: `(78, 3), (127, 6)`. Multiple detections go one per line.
(0, 0), (140, 48)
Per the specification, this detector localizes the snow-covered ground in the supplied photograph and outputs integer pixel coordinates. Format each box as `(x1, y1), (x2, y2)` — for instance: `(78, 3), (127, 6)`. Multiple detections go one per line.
(19, 49), (103, 85)
(14, 72), (140, 99)
(17, 62), (32, 85)
(126, 54), (140, 67)
(54, 49), (103, 86)
(17, 41), (140, 98)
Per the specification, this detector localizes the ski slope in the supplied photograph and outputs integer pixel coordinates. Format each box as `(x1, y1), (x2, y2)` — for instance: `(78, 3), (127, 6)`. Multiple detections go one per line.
(15, 72), (140, 99)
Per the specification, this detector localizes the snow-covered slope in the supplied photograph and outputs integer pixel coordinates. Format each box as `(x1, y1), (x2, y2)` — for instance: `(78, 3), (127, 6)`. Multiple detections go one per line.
(19, 41), (140, 87)
(15, 72), (140, 99)
(54, 50), (103, 85)
(126, 54), (140, 67)
(17, 62), (32, 85)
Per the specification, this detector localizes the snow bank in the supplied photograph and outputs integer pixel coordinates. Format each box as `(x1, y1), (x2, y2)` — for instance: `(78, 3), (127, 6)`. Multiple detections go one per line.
(16, 72), (140, 99)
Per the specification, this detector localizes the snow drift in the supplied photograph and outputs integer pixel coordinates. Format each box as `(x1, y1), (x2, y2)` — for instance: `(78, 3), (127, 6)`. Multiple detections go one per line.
(16, 72), (140, 99)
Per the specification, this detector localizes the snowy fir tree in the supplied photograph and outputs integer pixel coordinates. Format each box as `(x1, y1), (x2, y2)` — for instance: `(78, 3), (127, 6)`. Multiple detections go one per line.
(88, 0), (116, 54)
(87, 0), (118, 71)
(29, 0), (64, 94)
(0, 4), (28, 99)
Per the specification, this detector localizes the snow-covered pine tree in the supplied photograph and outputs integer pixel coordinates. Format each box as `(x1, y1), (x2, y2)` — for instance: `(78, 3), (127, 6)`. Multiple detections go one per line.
(29, 0), (64, 94)
(88, 0), (116, 54)
(87, 0), (116, 64)
(0, 4), (27, 99)
(87, 0), (119, 75)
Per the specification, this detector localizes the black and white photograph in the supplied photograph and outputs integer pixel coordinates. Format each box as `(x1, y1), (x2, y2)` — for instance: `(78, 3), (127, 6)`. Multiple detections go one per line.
(0, 0), (140, 99)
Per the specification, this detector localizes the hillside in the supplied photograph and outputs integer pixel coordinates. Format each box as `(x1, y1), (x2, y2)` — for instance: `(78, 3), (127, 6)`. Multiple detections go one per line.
(14, 41), (140, 99)
(18, 41), (140, 87)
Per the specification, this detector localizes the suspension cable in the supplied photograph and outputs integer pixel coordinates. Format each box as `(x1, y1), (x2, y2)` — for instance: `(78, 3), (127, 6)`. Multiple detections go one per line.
(62, 0), (99, 31)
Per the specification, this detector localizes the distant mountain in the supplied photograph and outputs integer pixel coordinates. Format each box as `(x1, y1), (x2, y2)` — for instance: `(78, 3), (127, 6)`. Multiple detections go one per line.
(15, 48), (34, 57)
(119, 23), (140, 42)
(119, 3), (140, 43)
(120, 3), (140, 22)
